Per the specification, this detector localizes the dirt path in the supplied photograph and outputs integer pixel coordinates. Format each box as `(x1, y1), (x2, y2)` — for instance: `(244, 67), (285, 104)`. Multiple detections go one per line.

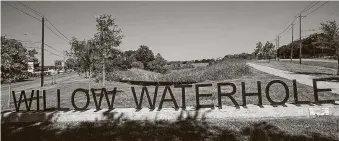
(247, 63), (339, 94)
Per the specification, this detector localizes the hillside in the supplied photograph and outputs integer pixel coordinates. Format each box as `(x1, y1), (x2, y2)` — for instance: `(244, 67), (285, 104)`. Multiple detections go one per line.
(278, 33), (337, 59)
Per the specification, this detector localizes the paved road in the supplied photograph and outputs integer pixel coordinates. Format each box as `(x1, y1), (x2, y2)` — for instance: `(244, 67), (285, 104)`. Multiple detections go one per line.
(279, 58), (337, 63)
(247, 63), (339, 94)
(1, 72), (79, 95)
(1, 73), (80, 110)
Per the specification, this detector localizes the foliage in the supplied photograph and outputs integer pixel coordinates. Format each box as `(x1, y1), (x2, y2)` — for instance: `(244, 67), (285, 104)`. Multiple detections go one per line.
(263, 41), (275, 61)
(254, 42), (264, 59)
(1, 37), (28, 83)
(131, 61), (144, 69)
(320, 20), (339, 75)
(54, 60), (63, 70)
(108, 59), (252, 82)
(147, 53), (168, 73)
(94, 14), (123, 59)
(135, 45), (155, 69)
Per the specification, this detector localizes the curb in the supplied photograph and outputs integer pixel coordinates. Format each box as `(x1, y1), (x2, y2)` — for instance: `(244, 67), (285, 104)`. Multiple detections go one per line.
(2, 103), (339, 123)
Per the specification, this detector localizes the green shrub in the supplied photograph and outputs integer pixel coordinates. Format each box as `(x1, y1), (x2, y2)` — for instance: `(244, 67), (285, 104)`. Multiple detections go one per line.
(106, 59), (252, 82)
(131, 61), (144, 69)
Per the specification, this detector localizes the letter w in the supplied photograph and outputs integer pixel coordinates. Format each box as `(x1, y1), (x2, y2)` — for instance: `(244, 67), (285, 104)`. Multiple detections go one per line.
(131, 86), (158, 109)
(91, 88), (117, 110)
(12, 90), (35, 112)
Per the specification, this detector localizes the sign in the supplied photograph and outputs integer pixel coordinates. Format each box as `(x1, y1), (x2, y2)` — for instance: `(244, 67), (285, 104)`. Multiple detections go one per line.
(10, 78), (338, 112)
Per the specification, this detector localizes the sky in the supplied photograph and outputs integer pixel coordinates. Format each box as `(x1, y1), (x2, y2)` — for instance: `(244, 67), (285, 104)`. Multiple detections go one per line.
(1, 1), (339, 65)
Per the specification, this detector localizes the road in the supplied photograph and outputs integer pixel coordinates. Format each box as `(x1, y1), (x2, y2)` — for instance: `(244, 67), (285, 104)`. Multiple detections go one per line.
(1, 72), (80, 110)
(247, 63), (339, 94)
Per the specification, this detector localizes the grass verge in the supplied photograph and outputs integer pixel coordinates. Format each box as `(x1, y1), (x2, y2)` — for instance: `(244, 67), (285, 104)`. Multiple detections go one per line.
(2, 116), (339, 141)
(252, 60), (337, 78)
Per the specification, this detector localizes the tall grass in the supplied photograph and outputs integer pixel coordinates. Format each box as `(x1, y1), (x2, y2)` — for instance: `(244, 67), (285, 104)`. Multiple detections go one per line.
(107, 59), (252, 82)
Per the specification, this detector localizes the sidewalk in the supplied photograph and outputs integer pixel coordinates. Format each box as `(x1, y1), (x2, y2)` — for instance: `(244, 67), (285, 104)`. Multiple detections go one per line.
(2, 104), (339, 123)
(247, 63), (339, 94)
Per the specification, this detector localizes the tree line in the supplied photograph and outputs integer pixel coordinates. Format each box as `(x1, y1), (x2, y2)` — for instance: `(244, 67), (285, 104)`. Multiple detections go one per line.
(253, 20), (339, 75)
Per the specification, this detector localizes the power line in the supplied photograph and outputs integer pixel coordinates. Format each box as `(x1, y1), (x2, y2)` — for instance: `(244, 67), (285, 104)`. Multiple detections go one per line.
(300, 1), (320, 15)
(3, 1), (41, 21)
(277, 1), (323, 37)
(45, 19), (71, 41)
(16, 1), (43, 17)
(331, 9), (339, 15)
(17, 1), (71, 41)
(44, 49), (63, 57)
(44, 24), (70, 43)
(5, 2), (70, 43)
(44, 43), (63, 54)
(305, 1), (329, 17)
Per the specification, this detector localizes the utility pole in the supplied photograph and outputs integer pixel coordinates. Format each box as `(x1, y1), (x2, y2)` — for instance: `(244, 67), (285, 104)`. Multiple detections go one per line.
(299, 14), (305, 64)
(41, 17), (44, 87)
(275, 37), (277, 61)
(291, 23), (294, 62)
(277, 35), (280, 61)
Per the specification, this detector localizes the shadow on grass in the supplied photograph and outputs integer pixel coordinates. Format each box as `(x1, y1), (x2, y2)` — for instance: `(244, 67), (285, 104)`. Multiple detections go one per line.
(2, 110), (338, 141)
(293, 71), (335, 76)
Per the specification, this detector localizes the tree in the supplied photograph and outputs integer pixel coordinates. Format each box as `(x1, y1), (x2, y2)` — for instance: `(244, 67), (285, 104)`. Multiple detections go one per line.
(94, 14), (124, 85)
(254, 42), (263, 59)
(69, 37), (92, 76)
(320, 20), (339, 75)
(263, 41), (275, 62)
(135, 45), (155, 69)
(1, 37), (28, 83)
(65, 57), (77, 71)
(147, 53), (168, 73)
(54, 60), (63, 70)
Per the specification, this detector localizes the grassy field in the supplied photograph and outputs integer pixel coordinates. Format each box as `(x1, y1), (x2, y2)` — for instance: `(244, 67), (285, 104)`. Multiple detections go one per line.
(280, 59), (338, 70)
(108, 59), (252, 82)
(253, 60), (338, 78)
(5, 62), (339, 111)
(2, 116), (339, 141)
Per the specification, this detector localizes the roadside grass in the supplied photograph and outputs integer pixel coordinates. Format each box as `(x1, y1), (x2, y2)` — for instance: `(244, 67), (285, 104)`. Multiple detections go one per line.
(253, 60), (337, 78)
(108, 59), (253, 82)
(2, 116), (339, 141)
(280, 59), (338, 70)
(4, 66), (339, 111)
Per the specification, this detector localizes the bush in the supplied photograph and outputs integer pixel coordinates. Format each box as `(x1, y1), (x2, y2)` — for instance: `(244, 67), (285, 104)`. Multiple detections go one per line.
(131, 61), (144, 69)
(160, 59), (252, 82)
(106, 59), (252, 82)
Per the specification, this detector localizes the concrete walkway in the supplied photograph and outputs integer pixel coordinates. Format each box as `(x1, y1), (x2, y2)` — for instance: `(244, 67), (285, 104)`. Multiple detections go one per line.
(2, 104), (339, 123)
(247, 63), (339, 94)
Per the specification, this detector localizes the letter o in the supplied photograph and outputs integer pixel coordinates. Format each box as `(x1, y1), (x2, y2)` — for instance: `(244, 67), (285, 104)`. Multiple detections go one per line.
(265, 80), (289, 105)
(71, 88), (90, 110)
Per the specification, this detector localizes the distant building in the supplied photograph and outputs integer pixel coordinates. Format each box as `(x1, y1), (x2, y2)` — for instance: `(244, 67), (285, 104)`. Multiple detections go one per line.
(27, 56), (39, 73)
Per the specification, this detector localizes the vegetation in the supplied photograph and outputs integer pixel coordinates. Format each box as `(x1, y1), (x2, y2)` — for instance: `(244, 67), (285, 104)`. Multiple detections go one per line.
(1, 37), (35, 83)
(108, 59), (252, 82)
(253, 41), (275, 61)
(275, 20), (339, 75)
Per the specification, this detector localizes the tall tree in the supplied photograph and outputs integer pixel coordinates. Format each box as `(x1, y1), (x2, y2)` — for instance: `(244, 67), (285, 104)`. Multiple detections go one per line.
(254, 41), (263, 59)
(320, 20), (339, 75)
(135, 45), (155, 69)
(54, 60), (63, 70)
(1, 37), (28, 83)
(263, 41), (275, 62)
(94, 14), (124, 85)
(69, 37), (90, 76)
